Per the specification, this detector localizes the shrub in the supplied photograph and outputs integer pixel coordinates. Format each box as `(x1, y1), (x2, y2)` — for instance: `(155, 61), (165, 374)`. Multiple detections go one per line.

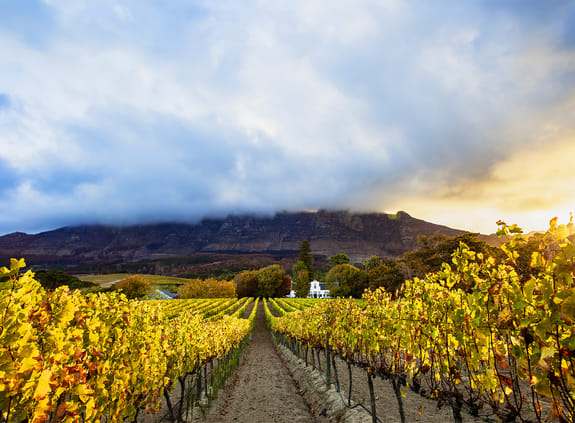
(178, 277), (236, 298)
(114, 275), (152, 299)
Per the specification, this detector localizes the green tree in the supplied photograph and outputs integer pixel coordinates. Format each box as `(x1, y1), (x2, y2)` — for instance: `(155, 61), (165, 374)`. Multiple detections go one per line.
(298, 240), (314, 280)
(512, 232), (546, 283)
(34, 270), (96, 290)
(362, 256), (405, 295)
(329, 253), (350, 268)
(401, 233), (500, 279)
(325, 264), (368, 298)
(234, 270), (259, 298)
(114, 275), (152, 299)
(292, 260), (310, 298)
(256, 264), (285, 298)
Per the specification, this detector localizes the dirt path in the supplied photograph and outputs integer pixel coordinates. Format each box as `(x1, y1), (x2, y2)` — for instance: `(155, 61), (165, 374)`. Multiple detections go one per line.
(242, 299), (256, 319)
(204, 302), (328, 423)
(99, 279), (123, 288)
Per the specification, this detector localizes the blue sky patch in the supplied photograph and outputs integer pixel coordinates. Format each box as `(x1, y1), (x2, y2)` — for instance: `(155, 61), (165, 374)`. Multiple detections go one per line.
(0, 94), (11, 110)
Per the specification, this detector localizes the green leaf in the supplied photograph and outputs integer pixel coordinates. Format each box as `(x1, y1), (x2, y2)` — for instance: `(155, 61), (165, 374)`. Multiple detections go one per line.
(534, 375), (552, 398)
(560, 295), (575, 322)
(540, 346), (554, 360)
(508, 224), (523, 234)
(541, 278), (554, 302)
(562, 336), (575, 351)
(562, 244), (575, 260)
(523, 278), (536, 303)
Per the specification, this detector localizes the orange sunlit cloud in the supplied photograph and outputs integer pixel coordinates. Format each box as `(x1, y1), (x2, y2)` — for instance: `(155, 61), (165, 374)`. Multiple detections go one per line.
(386, 134), (575, 234)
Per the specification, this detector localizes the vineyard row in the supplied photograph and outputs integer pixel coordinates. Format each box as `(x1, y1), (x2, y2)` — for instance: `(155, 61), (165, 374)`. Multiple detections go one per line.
(267, 220), (575, 423)
(0, 260), (257, 423)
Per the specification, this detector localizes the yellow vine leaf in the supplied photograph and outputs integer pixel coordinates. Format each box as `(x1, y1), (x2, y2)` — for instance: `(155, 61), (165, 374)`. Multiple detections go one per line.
(19, 356), (40, 374)
(10, 258), (26, 271)
(31, 396), (52, 423)
(33, 369), (53, 400)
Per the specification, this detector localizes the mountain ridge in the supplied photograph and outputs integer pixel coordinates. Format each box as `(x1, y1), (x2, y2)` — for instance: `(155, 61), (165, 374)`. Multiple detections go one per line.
(0, 210), (495, 269)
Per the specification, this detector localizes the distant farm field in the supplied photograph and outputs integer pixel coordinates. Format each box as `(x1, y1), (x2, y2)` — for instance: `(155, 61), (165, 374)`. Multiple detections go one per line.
(78, 273), (190, 287)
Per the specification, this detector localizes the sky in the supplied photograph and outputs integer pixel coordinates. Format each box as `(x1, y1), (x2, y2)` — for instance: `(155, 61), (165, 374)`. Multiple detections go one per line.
(1, 0), (575, 236)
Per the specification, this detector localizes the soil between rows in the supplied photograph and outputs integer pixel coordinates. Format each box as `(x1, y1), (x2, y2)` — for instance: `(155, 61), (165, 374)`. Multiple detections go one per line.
(202, 302), (328, 423)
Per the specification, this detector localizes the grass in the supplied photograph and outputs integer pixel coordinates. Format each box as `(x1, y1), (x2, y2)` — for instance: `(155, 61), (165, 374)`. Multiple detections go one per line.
(78, 273), (189, 287)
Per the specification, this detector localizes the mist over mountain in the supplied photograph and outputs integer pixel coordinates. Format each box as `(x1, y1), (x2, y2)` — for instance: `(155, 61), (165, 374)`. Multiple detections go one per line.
(0, 210), (496, 271)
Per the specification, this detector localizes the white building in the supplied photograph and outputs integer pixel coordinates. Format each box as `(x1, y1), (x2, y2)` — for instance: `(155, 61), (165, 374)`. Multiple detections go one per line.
(308, 280), (330, 299)
(148, 289), (178, 300)
(287, 280), (330, 298)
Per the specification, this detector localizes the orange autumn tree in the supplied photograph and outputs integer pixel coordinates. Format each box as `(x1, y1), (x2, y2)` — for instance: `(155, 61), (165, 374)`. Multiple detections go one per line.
(178, 277), (236, 298)
(114, 275), (152, 299)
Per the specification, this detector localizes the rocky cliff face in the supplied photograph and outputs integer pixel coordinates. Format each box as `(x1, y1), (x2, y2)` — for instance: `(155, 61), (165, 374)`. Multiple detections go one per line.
(0, 210), (468, 267)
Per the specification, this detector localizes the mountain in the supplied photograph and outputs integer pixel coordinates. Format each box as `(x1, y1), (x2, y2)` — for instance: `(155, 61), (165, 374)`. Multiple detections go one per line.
(0, 210), (471, 270)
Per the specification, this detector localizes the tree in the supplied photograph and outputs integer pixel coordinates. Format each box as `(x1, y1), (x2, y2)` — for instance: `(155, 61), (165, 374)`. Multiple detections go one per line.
(235, 270), (259, 298)
(34, 270), (96, 290)
(257, 264), (285, 298)
(362, 256), (405, 295)
(512, 232), (546, 283)
(401, 233), (500, 279)
(292, 260), (310, 298)
(279, 275), (292, 298)
(114, 275), (152, 299)
(298, 240), (314, 280)
(178, 277), (236, 298)
(329, 253), (350, 268)
(325, 264), (368, 298)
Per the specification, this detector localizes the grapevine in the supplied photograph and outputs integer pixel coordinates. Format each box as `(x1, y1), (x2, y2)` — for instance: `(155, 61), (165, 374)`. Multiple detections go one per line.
(268, 218), (575, 422)
(0, 260), (251, 422)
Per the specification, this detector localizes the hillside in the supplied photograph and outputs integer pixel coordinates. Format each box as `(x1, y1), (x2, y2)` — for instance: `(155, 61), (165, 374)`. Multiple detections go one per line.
(0, 210), (474, 270)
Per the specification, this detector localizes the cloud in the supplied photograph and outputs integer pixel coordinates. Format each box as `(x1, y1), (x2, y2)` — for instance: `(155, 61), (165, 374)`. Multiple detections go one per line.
(385, 132), (575, 233)
(0, 0), (574, 235)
